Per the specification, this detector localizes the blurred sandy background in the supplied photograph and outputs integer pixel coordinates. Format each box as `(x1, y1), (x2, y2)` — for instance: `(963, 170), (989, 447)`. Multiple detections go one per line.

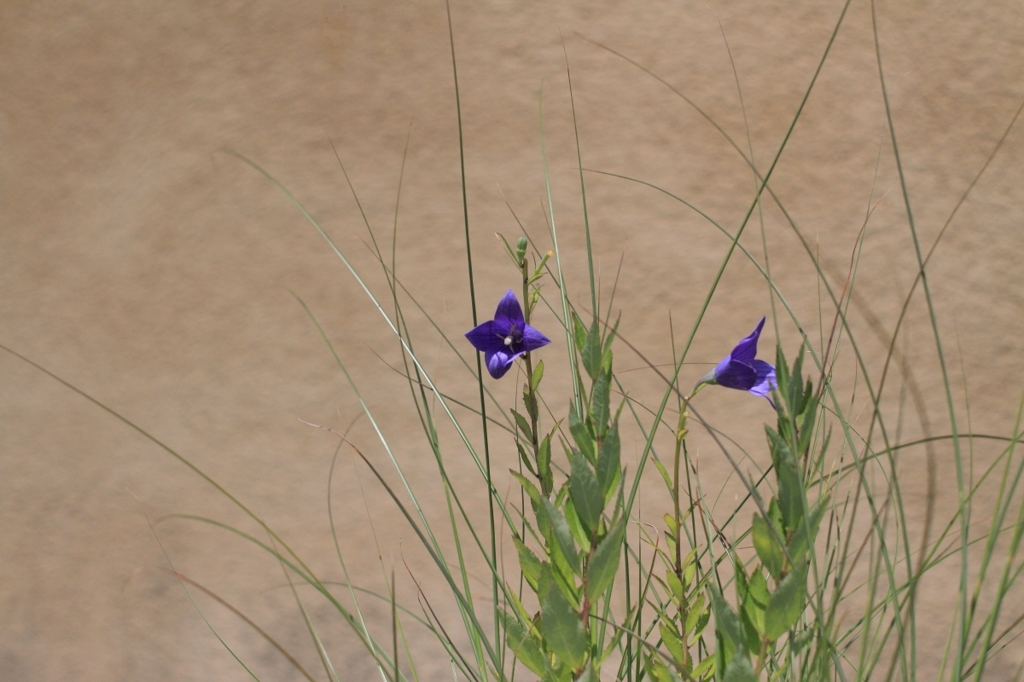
(2, 1), (1023, 680)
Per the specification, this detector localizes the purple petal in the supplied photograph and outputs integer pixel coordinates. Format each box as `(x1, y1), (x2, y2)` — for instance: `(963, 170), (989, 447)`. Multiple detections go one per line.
(485, 348), (516, 379)
(748, 360), (777, 399)
(493, 289), (525, 326)
(715, 359), (756, 390)
(729, 316), (766, 366)
(465, 320), (504, 353)
(519, 323), (551, 353)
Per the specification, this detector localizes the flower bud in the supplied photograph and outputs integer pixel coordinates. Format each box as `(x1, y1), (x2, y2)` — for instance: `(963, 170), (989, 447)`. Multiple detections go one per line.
(515, 236), (528, 264)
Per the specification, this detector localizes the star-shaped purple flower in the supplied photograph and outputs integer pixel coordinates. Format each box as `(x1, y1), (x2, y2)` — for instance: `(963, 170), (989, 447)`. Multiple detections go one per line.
(465, 290), (551, 379)
(698, 316), (777, 403)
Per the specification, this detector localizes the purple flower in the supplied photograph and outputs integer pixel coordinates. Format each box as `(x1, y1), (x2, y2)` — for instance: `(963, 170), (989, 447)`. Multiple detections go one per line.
(465, 290), (551, 379)
(698, 316), (777, 403)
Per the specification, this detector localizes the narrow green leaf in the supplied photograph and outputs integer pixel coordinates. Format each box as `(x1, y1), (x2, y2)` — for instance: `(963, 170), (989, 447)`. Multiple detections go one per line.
(538, 431), (554, 497)
(732, 560), (759, 652)
(645, 655), (675, 682)
(540, 579), (588, 669)
(591, 367), (611, 438)
(596, 420), (620, 501)
(516, 441), (537, 477)
(797, 393), (818, 456)
(499, 610), (548, 676)
(603, 315), (620, 356)
(788, 495), (829, 566)
(663, 513), (678, 541)
(541, 498), (580, 573)
(765, 425), (791, 469)
(666, 570), (684, 604)
(751, 513), (785, 581)
(569, 450), (603, 537)
(562, 489), (592, 552)
(510, 470), (541, 510)
(653, 458), (673, 491)
(764, 561), (808, 640)
(515, 538), (543, 593)
(569, 402), (595, 461)
(524, 382), (539, 421)
(582, 319), (602, 380)
(512, 409), (534, 443)
(722, 653), (757, 682)
(742, 568), (769, 636)
(531, 358), (545, 392)
(768, 498), (784, 532)
(774, 454), (805, 532)
(685, 592), (706, 636)
(708, 585), (745, 653)
(693, 654), (715, 680)
(660, 621), (686, 666)
(587, 515), (625, 602)
(573, 313), (588, 353)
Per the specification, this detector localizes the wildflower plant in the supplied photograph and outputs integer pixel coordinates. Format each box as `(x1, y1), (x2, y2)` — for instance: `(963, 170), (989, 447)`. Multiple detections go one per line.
(7, 5), (1024, 682)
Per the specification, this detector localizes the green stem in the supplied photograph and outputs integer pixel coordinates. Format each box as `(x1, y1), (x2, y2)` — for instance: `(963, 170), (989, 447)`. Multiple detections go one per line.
(521, 256), (542, 469)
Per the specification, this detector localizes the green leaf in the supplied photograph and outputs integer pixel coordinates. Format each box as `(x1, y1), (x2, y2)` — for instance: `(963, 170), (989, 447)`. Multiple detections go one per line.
(777, 468), (805, 534)
(773, 450), (805, 531)
(742, 568), (769, 636)
(531, 359), (545, 392)
(797, 392), (818, 456)
(515, 538), (543, 593)
(541, 498), (580, 574)
(510, 471), (541, 510)
(653, 458), (673, 491)
(569, 402), (595, 461)
(562, 486), (592, 552)
(603, 315), (620, 356)
(573, 313), (588, 353)
(693, 654), (715, 680)
(659, 621), (686, 667)
(516, 441), (537, 477)
(587, 515), (625, 603)
(596, 420), (621, 501)
(765, 425), (791, 469)
(764, 561), (808, 640)
(788, 495), (829, 566)
(722, 653), (757, 682)
(645, 655), (676, 682)
(540, 579), (588, 669)
(666, 570), (684, 604)
(751, 513), (785, 581)
(591, 368), (611, 438)
(582, 319), (602, 380)
(569, 451), (603, 537)
(512, 409), (534, 443)
(684, 592), (707, 636)
(732, 560), (759, 652)
(524, 382), (539, 421)
(708, 585), (745, 653)
(538, 431), (554, 496)
(768, 498), (784, 532)
(499, 610), (548, 677)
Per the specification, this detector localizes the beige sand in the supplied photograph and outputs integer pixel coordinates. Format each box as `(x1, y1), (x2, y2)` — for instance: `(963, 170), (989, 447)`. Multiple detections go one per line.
(3, 1), (1023, 679)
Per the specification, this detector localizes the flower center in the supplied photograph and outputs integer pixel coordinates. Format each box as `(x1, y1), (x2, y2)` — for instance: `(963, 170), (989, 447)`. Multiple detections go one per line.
(502, 323), (523, 348)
